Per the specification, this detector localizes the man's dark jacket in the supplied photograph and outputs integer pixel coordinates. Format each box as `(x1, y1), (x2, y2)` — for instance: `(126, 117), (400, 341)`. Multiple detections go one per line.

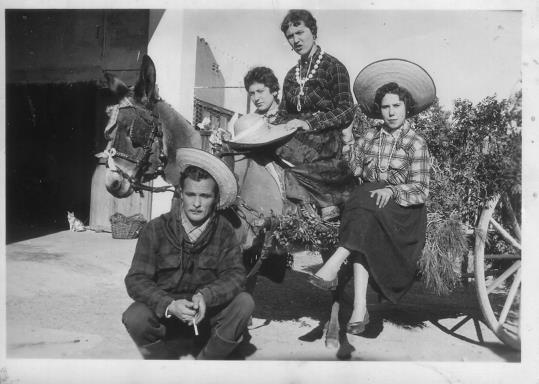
(125, 206), (246, 318)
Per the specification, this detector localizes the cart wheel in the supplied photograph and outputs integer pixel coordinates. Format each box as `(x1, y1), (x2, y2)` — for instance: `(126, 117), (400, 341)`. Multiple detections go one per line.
(474, 194), (521, 350)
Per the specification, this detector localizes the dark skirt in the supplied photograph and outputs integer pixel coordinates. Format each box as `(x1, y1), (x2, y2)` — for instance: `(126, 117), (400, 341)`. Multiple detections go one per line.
(275, 129), (356, 207)
(339, 182), (427, 303)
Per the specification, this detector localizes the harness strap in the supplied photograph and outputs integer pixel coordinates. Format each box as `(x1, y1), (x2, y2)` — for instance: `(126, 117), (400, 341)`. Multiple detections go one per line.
(105, 100), (175, 195)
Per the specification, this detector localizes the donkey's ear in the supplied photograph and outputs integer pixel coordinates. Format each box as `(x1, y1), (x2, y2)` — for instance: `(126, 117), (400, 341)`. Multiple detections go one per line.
(104, 73), (130, 99)
(134, 55), (158, 103)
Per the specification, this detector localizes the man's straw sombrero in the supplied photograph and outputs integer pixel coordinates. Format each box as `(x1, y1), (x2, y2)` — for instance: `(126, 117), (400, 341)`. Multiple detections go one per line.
(353, 59), (436, 119)
(176, 148), (237, 209)
(226, 114), (297, 149)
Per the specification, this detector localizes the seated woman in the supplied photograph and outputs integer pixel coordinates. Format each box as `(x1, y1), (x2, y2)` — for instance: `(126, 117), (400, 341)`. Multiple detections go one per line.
(273, 9), (357, 220)
(308, 59), (435, 335)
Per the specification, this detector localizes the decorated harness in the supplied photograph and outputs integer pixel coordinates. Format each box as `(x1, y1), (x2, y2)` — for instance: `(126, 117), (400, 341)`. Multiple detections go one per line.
(102, 98), (175, 195)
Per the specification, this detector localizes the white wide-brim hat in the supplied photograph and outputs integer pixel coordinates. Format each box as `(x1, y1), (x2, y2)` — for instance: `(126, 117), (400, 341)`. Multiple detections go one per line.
(176, 148), (238, 210)
(225, 114), (297, 149)
(353, 58), (436, 119)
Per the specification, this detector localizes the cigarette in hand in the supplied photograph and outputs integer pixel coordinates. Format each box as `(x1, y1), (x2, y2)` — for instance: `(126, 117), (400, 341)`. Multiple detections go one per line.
(193, 320), (199, 336)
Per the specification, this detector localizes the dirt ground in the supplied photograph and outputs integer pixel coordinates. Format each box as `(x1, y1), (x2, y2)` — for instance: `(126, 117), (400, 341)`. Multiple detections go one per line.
(6, 230), (521, 362)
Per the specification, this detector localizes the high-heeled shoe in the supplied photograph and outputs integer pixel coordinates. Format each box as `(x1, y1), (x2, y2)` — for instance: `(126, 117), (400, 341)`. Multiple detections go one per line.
(346, 310), (370, 335)
(307, 274), (339, 291)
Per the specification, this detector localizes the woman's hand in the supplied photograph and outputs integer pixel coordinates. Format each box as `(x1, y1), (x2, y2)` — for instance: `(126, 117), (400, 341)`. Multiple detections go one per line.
(284, 119), (310, 132)
(369, 188), (393, 208)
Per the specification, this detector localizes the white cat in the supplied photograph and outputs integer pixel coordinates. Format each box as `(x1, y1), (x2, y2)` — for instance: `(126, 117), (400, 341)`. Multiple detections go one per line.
(67, 211), (86, 232)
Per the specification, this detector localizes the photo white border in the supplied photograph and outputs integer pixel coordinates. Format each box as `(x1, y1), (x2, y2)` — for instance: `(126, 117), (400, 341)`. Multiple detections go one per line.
(0, 0), (537, 383)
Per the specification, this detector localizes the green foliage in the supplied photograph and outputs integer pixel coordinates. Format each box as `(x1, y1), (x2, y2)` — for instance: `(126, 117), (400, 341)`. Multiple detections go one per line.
(413, 95), (521, 225)
(274, 205), (340, 253)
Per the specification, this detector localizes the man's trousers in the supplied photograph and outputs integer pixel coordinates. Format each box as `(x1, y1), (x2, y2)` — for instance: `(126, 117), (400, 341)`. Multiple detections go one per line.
(122, 292), (254, 360)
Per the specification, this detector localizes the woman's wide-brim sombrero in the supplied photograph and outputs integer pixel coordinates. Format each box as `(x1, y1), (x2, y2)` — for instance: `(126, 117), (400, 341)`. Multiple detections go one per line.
(225, 114), (297, 149)
(175, 147), (237, 210)
(353, 58), (436, 119)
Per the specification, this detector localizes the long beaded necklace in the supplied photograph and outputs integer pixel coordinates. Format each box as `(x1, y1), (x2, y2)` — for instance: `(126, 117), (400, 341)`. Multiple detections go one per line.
(376, 129), (401, 173)
(295, 48), (324, 112)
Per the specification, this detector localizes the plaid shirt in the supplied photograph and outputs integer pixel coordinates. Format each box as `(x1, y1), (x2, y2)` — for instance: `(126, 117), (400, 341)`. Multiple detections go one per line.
(278, 46), (355, 131)
(124, 211), (245, 317)
(349, 122), (430, 206)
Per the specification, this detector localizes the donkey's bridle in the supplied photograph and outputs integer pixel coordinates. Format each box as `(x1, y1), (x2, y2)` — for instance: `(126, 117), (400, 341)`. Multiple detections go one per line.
(106, 102), (175, 195)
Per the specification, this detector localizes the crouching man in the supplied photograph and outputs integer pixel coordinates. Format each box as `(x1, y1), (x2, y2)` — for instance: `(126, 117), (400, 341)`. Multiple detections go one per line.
(122, 148), (254, 360)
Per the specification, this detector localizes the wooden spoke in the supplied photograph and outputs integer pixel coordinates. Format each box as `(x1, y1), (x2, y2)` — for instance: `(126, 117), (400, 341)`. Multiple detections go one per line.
(497, 268), (521, 327)
(487, 260), (521, 294)
(489, 218), (521, 250)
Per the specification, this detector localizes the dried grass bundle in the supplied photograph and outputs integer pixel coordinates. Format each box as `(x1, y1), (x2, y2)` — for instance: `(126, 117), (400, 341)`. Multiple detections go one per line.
(419, 213), (468, 295)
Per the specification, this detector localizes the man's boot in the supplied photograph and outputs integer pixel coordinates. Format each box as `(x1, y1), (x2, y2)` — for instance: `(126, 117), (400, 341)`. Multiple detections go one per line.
(138, 340), (172, 360)
(196, 332), (240, 360)
(139, 338), (193, 360)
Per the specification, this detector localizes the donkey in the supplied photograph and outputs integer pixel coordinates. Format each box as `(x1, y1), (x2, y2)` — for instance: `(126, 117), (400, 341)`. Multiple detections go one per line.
(99, 54), (350, 350)
(96, 55), (202, 197)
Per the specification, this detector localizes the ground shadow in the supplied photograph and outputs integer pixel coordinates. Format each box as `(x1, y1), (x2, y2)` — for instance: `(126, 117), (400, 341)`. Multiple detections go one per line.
(136, 330), (258, 360)
(251, 269), (334, 322)
(251, 267), (521, 361)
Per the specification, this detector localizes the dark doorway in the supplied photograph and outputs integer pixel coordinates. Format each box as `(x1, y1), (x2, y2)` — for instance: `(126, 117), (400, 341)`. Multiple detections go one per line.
(6, 82), (101, 243)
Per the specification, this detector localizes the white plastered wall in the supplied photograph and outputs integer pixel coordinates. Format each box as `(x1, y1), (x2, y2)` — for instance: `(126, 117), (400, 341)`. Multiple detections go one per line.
(147, 9), (197, 218)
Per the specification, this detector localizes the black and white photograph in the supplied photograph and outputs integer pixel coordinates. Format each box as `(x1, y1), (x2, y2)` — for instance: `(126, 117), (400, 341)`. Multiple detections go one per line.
(1, 0), (538, 383)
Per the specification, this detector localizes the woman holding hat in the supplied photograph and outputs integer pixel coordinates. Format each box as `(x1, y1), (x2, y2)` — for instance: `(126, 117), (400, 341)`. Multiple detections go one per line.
(273, 9), (356, 220)
(226, 67), (289, 200)
(231, 67), (286, 162)
(226, 67), (290, 150)
(211, 67), (281, 157)
(308, 59), (435, 335)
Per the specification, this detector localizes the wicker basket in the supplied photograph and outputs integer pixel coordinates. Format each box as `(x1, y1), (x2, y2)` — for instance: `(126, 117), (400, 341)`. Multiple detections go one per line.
(110, 213), (147, 239)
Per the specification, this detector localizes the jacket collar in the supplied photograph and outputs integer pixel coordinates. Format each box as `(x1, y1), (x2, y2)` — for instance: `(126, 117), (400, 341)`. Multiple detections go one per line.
(162, 202), (218, 252)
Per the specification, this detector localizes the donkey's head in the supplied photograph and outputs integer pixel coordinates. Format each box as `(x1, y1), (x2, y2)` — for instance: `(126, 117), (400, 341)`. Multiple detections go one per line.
(98, 55), (167, 198)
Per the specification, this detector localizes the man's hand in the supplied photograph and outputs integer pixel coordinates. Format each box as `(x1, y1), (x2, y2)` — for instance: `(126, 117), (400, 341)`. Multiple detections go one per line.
(191, 293), (206, 325)
(284, 119), (310, 132)
(167, 299), (197, 323)
(369, 188), (393, 208)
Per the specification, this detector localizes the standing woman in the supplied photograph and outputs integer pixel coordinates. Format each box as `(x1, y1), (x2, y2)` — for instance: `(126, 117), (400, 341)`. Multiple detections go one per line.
(275, 9), (356, 220)
(309, 59), (435, 335)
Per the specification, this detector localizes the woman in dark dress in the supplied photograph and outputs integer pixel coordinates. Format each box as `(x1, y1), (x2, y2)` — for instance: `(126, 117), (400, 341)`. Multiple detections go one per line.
(308, 59), (436, 335)
(274, 9), (357, 220)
